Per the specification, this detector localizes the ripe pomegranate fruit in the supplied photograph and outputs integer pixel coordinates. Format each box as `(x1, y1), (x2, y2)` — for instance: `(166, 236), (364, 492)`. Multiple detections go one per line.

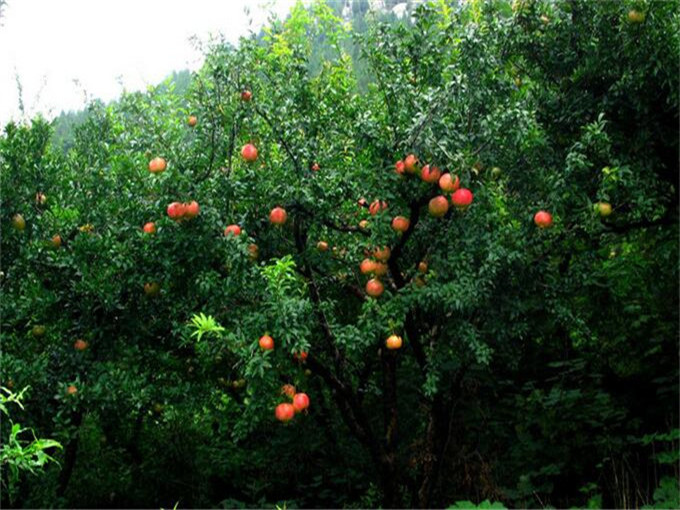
(293, 392), (310, 412)
(360, 259), (377, 274)
(439, 173), (460, 192)
(259, 335), (274, 350)
(184, 201), (200, 219)
(386, 335), (403, 350)
(366, 278), (384, 297)
(269, 207), (287, 225)
(148, 157), (167, 174)
(275, 403), (295, 422)
(404, 154), (418, 173)
(241, 143), (258, 162)
(428, 196), (449, 217)
(373, 262), (388, 276)
(451, 188), (474, 210)
(374, 246), (391, 262)
(293, 351), (308, 362)
(391, 216), (410, 232)
(167, 202), (186, 220)
(281, 384), (296, 398)
(224, 225), (242, 236)
(534, 210), (553, 228)
(74, 339), (89, 351)
(420, 165), (441, 183)
(369, 200), (388, 216)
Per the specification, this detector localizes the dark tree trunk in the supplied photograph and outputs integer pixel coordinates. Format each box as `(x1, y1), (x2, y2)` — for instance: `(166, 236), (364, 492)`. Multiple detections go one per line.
(56, 409), (84, 499)
(417, 370), (463, 508)
(380, 350), (399, 508)
(416, 394), (449, 508)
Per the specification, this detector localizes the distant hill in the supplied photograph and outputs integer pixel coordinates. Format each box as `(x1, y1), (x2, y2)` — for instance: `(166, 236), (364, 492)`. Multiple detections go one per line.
(50, 70), (193, 151)
(50, 1), (424, 151)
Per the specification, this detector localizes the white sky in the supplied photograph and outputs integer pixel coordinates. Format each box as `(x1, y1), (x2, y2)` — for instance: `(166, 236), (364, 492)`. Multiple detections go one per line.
(0, 0), (298, 125)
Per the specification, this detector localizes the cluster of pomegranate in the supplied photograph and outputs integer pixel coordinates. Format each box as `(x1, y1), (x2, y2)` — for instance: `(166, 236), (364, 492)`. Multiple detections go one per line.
(353, 154), (475, 299)
(275, 384), (310, 422)
(166, 200), (200, 221)
(358, 246), (389, 298)
(137, 108), (568, 404)
(396, 154), (475, 218)
(259, 335), (308, 362)
(395, 153), (562, 228)
(138, 114), (567, 311)
(257, 336), (311, 423)
(141, 114), (290, 306)
(13, 92), (619, 412)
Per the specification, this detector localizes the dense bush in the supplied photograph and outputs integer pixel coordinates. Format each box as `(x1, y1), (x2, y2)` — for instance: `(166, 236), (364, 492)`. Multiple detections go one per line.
(1, 1), (678, 508)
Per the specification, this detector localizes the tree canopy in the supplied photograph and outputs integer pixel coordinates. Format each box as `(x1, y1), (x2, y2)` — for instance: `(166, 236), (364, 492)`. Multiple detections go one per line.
(1, 1), (678, 508)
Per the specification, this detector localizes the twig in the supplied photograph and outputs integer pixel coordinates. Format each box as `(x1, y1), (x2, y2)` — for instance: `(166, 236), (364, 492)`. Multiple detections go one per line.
(253, 105), (301, 173)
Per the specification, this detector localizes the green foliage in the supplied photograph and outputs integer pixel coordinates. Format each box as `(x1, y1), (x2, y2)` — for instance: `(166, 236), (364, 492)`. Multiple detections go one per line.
(1, 387), (62, 505)
(0, 0), (677, 508)
(261, 255), (304, 298)
(448, 500), (507, 509)
(643, 477), (680, 510)
(639, 429), (680, 509)
(189, 313), (226, 342)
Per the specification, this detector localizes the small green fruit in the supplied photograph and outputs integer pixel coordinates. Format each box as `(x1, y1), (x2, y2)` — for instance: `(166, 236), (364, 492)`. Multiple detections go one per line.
(595, 202), (612, 217)
(11, 214), (26, 231)
(627, 9), (645, 23)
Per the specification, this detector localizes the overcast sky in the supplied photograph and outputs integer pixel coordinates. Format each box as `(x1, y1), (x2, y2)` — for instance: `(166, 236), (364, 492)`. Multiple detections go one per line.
(0, 0), (298, 125)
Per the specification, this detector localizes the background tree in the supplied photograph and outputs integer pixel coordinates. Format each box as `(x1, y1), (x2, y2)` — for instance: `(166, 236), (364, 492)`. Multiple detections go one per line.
(1, 0), (677, 508)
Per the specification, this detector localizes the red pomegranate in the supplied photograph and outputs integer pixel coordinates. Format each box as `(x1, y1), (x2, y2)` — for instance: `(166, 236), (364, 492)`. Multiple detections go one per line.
(451, 188), (473, 210)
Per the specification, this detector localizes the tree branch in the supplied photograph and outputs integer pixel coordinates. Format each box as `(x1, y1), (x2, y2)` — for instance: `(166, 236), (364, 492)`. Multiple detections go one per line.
(403, 312), (428, 373)
(305, 354), (381, 465)
(310, 266), (366, 302)
(193, 73), (221, 184)
(383, 192), (434, 373)
(321, 218), (371, 236)
(406, 86), (452, 149)
(387, 191), (435, 288)
(293, 218), (345, 375)
(253, 104), (301, 173)
(289, 201), (370, 237)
